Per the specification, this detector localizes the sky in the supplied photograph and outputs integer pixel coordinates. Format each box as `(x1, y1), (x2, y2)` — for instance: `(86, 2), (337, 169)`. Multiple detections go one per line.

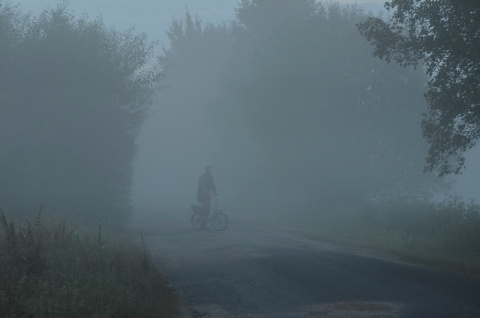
(9, 0), (387, 46)
(7, 0), (479, 202)
(9, 0), (240, 47)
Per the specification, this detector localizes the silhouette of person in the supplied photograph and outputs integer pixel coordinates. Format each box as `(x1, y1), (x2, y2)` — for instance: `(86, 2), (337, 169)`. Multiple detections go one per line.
(197, 165), (217, 216)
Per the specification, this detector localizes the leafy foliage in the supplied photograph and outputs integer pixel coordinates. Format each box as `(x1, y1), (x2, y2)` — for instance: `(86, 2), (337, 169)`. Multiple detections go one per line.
(357, 0), (480, 175)
(0, 2), (158, 224)
(228, 0), (446, 207)
(158, 1), (447, 211)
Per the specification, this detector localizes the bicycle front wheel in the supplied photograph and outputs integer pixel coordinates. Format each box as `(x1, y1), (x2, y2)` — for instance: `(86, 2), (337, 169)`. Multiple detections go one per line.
(213, 212), (228, 231)
(191, 213), (205, 230)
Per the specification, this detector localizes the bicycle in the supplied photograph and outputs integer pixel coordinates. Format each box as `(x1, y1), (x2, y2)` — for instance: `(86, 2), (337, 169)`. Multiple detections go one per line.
(191, 196), (228, 231)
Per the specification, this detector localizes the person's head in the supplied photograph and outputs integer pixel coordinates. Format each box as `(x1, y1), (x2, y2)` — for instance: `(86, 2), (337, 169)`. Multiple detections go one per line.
(205, 165), (212, 175)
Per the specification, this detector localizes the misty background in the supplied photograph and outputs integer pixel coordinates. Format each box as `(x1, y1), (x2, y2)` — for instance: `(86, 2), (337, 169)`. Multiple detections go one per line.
(4, 0), (479, 222)
(132, 0), (479, 215)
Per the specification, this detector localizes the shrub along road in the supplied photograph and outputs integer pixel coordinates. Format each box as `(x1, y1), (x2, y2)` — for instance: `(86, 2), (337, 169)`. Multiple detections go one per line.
(131, 213), (480, 317)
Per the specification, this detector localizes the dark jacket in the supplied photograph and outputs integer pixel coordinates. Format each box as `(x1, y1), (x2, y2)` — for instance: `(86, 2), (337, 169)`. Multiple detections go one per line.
(197, 174), (216, 202)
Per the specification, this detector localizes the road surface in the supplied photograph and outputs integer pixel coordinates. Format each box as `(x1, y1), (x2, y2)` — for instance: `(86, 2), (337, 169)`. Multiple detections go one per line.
(131, 213), (480, 317)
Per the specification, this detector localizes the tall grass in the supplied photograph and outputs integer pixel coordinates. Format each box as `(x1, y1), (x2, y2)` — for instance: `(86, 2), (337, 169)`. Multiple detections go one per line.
(0, 208), (179, 317)
(360, 198), (480, 260)
(274, 197), (480, 277)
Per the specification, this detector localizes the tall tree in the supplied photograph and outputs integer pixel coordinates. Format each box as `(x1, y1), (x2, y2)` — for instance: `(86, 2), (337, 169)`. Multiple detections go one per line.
(0, 3), (157, 225)
(357, 0), (480, 175)
(133, 12), (237, 208)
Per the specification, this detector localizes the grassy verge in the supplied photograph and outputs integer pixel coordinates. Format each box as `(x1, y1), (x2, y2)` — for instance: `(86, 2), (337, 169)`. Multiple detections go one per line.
(266, 198), (480, 279)
(0, 208), (180, 318)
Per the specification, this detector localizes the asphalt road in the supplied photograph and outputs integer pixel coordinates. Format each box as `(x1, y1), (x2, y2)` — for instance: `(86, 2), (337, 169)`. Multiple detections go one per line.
(131, 213), (480, 317)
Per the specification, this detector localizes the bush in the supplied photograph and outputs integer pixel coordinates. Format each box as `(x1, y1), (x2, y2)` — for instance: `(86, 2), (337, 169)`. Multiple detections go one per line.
(0, 2), (158, 225)
(275, 196), (480, 275)
(432, 198), (480, 257)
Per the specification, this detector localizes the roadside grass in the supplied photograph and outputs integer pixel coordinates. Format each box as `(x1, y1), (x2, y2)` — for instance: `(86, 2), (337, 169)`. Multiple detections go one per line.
(268, 197), (480, 279)
(0, 208), (180, 318)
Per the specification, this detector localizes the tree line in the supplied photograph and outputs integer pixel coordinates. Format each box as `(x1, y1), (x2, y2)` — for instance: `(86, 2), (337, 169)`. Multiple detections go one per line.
(1, 0), (478, 224)
(0, 2), (157, 225)
(160, 0), (472, 213)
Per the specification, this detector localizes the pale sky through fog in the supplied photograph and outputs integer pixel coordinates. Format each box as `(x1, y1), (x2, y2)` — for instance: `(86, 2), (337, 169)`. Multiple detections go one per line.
(6, 0), (479, 202)
(9, 0), (387, 46)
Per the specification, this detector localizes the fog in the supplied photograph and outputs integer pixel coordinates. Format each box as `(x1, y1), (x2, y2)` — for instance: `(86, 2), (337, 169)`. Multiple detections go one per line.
(10, 0), (240, 46)
(131, 0), (474, 222)
(2, 0), (479, 226)
(2, 2), (480, 317)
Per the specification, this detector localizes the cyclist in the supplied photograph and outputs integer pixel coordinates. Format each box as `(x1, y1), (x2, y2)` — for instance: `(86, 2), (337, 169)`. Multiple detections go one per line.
(196, 165), (217, 217)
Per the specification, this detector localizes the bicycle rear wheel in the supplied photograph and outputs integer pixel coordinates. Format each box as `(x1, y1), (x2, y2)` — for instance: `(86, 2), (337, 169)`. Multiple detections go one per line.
(191, 213), (205, 230)
(213, 212), (228, 231)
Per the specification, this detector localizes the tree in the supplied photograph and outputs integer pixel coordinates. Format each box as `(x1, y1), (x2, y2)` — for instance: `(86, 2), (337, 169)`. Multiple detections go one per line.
(357, 0), (480, 175)
(133, 12), (238, 208)
(145, 1), (447, 215)
(228, 0), (446, 208)
(0, 3), (157, 225)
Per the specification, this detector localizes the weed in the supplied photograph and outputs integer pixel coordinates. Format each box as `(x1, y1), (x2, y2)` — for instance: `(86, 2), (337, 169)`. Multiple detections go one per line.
(0, 210), (180, 317)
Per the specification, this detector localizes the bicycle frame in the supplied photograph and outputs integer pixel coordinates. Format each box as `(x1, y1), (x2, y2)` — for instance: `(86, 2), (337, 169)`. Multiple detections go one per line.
(191, 196), (228, 231)
(204, 197), (220, 221)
